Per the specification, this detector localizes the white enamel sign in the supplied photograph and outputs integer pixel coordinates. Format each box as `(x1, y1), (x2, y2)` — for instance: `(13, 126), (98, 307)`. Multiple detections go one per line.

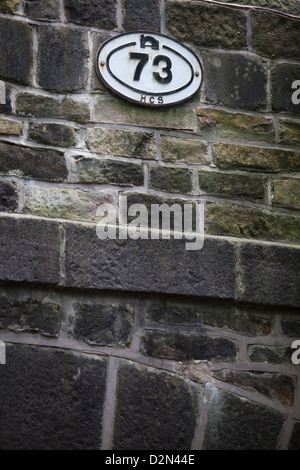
(96, 31), (203, 107)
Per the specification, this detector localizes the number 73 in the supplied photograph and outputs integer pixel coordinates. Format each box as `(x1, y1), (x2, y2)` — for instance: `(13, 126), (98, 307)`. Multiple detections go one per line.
(129, 52), (172, 84)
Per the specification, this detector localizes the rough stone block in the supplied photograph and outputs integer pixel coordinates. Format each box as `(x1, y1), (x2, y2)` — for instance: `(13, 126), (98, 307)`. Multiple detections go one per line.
(0, 181), (18, 212)
(38, 26), (89, 93)
(201, 51), (267, 111)
(24, 186), (114, 222)
(198, 171), (266, 202)
(289, 422), (300, 450)
(247, 345), (293, 365)
(112, 360), (202, 450)
(202, 388), (284, 449)
(211, 0), (300, 16)
(0, 0), (19, 13)
(165, 0), (247, 49)
(0, 118), (23, 136)
(239, 243), (300, 307)
(69, 302), (134, 347)
(123, 0), (161, 32)
(23, 0), (60, 20)
(281, 318), (300, 338)
(161, 136), (209, 164)
(206, 202), (300, 243)
(252, 10), (300, 59)
(145, 300), (203, 325)
(149, 166), (194, 194)
(94, 97), (198, 133)
(64, 223), (236, 299)
(213, 370), (295, 406)
(271, 63), (300, 115)
(197, 107), (275, 143)
(28, 123), (77, 148)
(272, 179), (300, 211)
(64, 0), (117, 29)
(278, 119), (300, 145)
(71, 156), (144, 186)
(0, 287), (61, 337)
(0, 216), (60, 284)
(86, 128), (157, 160)
(213, 143), (300, 173)
(0, 142), (67, 181)
(140, 330), (237, 362)
(0, 18), (33, 85)
(16, 92), (90, 123)
(0, 344), (107, 449)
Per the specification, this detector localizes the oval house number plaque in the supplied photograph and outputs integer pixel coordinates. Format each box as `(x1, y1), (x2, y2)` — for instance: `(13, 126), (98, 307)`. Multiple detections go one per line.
(96, 31), (203, 107)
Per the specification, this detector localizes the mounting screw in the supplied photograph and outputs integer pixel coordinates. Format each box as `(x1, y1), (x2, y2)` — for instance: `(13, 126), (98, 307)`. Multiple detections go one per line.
(100, 61), (105, 66)
(195, 70), (199, 77)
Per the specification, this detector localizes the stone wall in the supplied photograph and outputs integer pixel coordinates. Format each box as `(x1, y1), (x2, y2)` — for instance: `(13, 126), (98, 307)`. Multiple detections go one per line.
(0, 0), (299, 450)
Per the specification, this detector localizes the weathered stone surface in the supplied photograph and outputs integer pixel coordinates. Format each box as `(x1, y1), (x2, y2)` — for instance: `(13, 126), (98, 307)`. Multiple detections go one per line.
(281, 319), (300, 338)
(0, 181), (18, 212)
(252, 11), (300, 59)
(206, 202), (300, 243)
(161, 136), (209, 164)
(214, 143), (300, 173)
(202, 388), (284, 449)
(145, 300), (203, 325)
(240, 243), (300, 307)
(198, 171), (266, 202)
(271, 63), (300, 115)
(0, 83), (12, 114)
(0, 216), (60, 284)
(28, 123), (77, 148)
(0, 118), (23, 136)
(0, 142), (67, 181)
(149, 166), (194, 194)
(64, 224), (236, 299)
(0, 344), (107, 449)
(69, 302), (133, 347)
(278, 119), (300, 145)
(272, 179), (300, 211)
(289, 422), (300, 450)
(197, 107), (275, 143)
(64, 0), (116, 29)
(140, 330), (237, 362)
(24, 186), (114, 222)
(201, 52), (267, 111)
(213, 370), (295, 406)
(0, 287), (61, 337)
(86, 128), (157, 160)
(92, 32), (115, 92)
(113, 360), (201, 450)
(166, 0), (247, 49)
(0, 18), (33, 85)
(38, 26), (89, 93)
(123, 0), (161, 32)
(203, 307), (271, 336)
(71, 156), (144, 186)
(213, 0), (300, 16)
(16, 92), (90, 123)
(247, 345), (293, 365)
(94, 97), (198, 132)
(0, 0), (19, 13)
(24, 0), (60, 20)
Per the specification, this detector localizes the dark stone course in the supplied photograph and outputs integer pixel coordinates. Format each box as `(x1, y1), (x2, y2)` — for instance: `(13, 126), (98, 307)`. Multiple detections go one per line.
(112, 360), (202, 450)
(149, 166), (194, 194)
(0, 289), (61, 337)
(145, 300), (203, 325)
(203, 307), (271, 336)
(70, 302), (133, 347)
(0, 216), (60, 285)
(28, 123), (77, 148)
(201, 51), (267, 110)
(0, 18), (33, 85)
(0, 181), (18, 212)
(281, 319), (300, 338)
(38, 26), (89, 93)
(123, 0), (161, 32)
(24, 0), (61, 20)
(289, 422), (300, 450)
(247, 345), (294, 365)
(0, 142), (67, 181)
(213, 370), (296, 406)
(202, 389), (284, 449)
(0, 344), (107, 449)
(64, 0), (117, 29)
(239, 243), (300, 307)
(64, 224), (236, 299)
(140, 330), (237, 362)
(271, 63), (300, 115)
